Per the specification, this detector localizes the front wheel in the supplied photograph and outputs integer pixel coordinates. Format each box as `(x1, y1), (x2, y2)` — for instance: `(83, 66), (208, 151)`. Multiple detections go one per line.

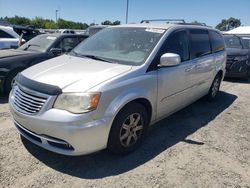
(107, 102), (149, 155)
(206, 74), (222, 100)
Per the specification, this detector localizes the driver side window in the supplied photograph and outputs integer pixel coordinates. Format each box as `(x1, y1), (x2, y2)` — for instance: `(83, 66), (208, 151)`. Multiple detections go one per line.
(164, 30), (189, 62)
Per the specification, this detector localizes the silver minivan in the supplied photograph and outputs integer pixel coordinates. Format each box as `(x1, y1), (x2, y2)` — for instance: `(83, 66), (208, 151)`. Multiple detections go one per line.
(9, 23), (226, 155)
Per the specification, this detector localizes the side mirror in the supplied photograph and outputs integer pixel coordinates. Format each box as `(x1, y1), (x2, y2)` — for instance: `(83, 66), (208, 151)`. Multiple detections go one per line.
(160, 53), (181, 67)
(50, 48), (62, 56)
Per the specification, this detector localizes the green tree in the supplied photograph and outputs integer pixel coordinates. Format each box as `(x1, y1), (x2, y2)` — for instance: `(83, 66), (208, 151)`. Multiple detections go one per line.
(112, 20), (121, 25)
(1, 15), (31, 25)
(216, 17), (241, 31)
(101, 20), (121, 26)
(101, 20), (113, 25)
(0, 16), (89, 29)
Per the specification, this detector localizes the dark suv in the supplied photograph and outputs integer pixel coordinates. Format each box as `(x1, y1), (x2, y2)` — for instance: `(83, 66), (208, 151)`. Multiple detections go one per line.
(224, 34), (250, 79)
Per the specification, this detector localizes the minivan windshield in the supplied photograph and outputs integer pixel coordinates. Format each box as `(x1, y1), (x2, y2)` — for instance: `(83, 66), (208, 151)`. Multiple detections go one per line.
(71, 27), (165, 65)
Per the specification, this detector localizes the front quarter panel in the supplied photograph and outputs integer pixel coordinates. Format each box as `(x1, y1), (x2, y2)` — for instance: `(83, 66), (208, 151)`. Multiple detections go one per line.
(91, 69), (158, 126)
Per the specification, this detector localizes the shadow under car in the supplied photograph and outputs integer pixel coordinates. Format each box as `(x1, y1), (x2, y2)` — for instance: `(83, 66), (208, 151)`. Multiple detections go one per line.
(21, 91), (237, 179)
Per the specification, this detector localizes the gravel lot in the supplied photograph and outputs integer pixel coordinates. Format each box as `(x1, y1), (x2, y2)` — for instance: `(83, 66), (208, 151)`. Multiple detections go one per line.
(0, 79), (249, 188)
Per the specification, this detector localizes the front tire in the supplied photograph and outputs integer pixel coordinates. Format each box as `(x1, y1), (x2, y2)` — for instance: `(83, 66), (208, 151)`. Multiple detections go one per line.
(108, 102), (149, 154)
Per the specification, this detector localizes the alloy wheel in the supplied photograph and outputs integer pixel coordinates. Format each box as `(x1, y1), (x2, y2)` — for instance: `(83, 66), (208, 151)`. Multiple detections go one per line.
(119, 113), (144, 147)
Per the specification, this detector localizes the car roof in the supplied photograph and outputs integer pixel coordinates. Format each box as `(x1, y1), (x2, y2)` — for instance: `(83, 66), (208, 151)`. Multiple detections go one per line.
(36, 33), (88, 38)
(0, 25), (20, 38)
(110, 23), (217, 32)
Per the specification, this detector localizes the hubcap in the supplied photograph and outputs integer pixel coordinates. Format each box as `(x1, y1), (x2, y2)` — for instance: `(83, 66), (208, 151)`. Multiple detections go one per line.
(211, 78), (220, 97)
(119, 113), (144, 147)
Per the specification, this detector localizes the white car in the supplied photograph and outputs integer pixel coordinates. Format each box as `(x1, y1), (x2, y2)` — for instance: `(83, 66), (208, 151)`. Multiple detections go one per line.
(55, 29), (76, 34)
(0, 26), (25, 49)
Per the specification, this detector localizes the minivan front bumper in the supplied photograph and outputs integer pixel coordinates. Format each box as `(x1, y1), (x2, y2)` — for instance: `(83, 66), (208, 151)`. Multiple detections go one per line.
(9, 100), (113, 156)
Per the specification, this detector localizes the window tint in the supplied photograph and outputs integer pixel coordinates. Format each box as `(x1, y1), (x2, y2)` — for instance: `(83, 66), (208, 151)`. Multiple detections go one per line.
(209, 31), (225, 52)
(224, 35), (242, 49)
(79, 36), (86, 42)
(240, 36), (250, 49)
(190, 29), (211, 59)
(56, 37), (79, 52)
(164, 30), (189, 62)
(0, 29), (14, 38)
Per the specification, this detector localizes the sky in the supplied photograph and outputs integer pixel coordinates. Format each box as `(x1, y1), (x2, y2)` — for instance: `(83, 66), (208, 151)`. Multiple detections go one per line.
(0, 0), (249, 27)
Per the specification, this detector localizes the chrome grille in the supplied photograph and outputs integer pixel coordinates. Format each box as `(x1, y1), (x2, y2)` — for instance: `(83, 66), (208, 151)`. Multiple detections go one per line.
(12, 86), (48, 115)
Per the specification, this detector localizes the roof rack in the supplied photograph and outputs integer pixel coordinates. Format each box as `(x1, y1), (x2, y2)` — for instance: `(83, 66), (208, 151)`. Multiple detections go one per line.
(140, 19), (186, 24)
(140, 19), (209, 27)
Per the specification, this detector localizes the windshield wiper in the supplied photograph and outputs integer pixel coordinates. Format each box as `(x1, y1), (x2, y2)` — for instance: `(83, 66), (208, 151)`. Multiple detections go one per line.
(23, 44), (40, 51)
(83, 55), (113, 63)
(70, 51), (114, 63)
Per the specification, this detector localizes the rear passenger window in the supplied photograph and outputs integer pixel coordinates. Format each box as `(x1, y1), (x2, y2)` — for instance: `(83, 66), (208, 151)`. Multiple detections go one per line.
(209, 31), (225, 52)
(0, 30), (14, 38)
(165, 30), (189, 62)
(190, 29), (211, 59)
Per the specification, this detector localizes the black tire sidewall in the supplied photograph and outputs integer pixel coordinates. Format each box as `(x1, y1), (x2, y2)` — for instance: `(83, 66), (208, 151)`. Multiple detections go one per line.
(207, 74), (221, 100)
(108, 102), (149, 154)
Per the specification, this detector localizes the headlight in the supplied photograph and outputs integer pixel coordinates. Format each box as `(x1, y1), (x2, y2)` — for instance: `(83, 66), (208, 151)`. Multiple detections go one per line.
(234, 55), (249, 62)
(53, 92), (101, 114)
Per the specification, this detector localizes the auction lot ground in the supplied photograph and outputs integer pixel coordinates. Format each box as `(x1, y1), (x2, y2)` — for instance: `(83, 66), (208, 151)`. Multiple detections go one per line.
(0, 79), (249, 188)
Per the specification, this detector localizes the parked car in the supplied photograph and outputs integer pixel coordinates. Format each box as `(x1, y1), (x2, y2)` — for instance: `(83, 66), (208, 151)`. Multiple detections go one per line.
(224, 34), (250, 79)
(84, 25), (107, 36)
(0, 26), (25, 49)
(0, 33), (88, 94)
(12, 25), (40, 41)
(9, 23), (226, 156)
(55, 29), (76, 34)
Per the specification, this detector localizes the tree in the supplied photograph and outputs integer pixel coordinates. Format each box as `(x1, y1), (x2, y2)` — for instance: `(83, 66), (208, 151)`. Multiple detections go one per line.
(0, 16), (89, 29)
(216, 17), (241, 31)
(101, 20), (113, 25)
(101, 20), (121, 26)
(112, 20), (121, 25)
(3, 15), (31, 25)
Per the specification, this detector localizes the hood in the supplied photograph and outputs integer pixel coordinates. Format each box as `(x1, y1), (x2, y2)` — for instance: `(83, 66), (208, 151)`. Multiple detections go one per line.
(226, 48), (249, 56)
(0, 49), (39, 59)
(21, 54), (132, 92)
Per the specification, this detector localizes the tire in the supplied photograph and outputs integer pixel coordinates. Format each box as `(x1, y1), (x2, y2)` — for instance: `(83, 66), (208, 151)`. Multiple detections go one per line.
(107, 102), (149, 155)
(4, 70), (20, 94)
(206, 74), (222, 100)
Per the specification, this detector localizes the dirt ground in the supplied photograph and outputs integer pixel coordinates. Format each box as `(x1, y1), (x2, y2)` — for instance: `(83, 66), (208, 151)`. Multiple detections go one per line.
(0, 79), (249, 188)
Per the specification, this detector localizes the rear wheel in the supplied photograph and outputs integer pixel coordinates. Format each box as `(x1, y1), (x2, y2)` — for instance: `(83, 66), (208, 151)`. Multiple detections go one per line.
(108, 102), (149, 154)
(206, 74), (222, 100)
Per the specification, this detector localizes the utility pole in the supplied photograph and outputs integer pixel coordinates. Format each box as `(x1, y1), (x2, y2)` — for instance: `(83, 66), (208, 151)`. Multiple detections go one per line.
(55, 9), (59, 22)
(126, 0), (129, 24)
